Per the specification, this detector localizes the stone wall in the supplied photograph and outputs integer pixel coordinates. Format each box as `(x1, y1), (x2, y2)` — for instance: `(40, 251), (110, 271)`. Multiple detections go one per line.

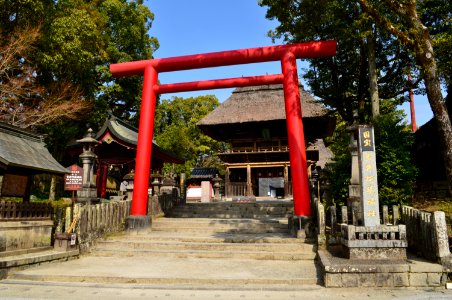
(0, 201), (54, 255)
(320, 249), (447, 288)
(0, 220), (53, 255)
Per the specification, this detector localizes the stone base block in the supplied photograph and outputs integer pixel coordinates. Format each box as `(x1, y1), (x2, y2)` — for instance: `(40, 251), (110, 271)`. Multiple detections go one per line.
(319, 249), (446, 288)
(126, 215), (151, 231)
(54, 233), (78, 252)
(289, 215), (315, 240)
(344, 246), (407, 260)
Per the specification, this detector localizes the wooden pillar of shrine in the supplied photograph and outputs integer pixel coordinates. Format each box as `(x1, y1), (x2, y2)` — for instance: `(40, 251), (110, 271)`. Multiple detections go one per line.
(246, 164), (252, 197)
(225, 166), (230, 198)
(284, 164), (289, 198)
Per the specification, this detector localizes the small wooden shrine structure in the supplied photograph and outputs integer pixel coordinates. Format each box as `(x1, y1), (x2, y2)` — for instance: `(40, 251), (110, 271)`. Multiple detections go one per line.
(64, 115), (184, 199)
(0, 122), (68, 201)
(197, 84), (335, 199)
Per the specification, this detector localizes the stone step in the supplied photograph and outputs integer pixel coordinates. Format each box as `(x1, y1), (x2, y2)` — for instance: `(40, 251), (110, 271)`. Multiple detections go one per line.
(94, 239), (312, 252)
(91, 248), (316, 260)
(111, 231), (303, 244)
(0, 249), (79, 279)
(167, 213), (291, 219)
(92, 240), (315, 259)
(151, 227), (288, 234)
(7, 256), (320, 288)
(166, 202), (294, 219)
(151, 217), (288, 234)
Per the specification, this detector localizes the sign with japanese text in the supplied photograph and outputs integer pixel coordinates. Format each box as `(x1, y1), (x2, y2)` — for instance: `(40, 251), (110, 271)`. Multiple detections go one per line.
(358, 126), (380, 226)
(64, 164), (83, 191)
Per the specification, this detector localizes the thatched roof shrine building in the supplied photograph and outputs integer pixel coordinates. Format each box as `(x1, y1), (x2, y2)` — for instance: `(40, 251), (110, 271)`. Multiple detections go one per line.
(197, 84), (335, 199)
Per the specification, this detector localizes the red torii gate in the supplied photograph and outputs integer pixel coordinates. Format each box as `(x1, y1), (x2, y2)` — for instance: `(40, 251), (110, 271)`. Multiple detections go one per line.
(110, 41), (336, 227)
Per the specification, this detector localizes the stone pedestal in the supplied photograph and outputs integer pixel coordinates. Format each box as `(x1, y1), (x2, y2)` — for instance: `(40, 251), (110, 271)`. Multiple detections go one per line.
(126, 215), (151, 231)
(341, 224), (408, 260)
(289, 215), (315, 241)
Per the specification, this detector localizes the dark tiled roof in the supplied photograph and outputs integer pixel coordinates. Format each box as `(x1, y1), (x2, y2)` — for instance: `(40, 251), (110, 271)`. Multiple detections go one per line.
(0, 122), (68, 174)
(95, 115), (185, 164)
(190, 168), (218, 179)
(96, 115), (138, 146)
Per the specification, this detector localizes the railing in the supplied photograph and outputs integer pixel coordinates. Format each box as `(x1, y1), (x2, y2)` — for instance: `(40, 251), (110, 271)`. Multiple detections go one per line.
(0, 201), (53, 221)
(220, 145), (289, 154)
(401, 206), (450, 263)
(226, 182), (247, 197)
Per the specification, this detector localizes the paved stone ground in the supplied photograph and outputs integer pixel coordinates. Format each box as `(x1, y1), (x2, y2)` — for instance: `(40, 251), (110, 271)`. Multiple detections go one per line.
(1, 280), (452, 299)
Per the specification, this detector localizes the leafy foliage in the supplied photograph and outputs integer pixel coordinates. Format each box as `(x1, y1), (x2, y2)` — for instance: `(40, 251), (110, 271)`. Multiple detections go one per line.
(323, 117), (351, 206)
(326, 102), (417, 206)
(154, 95), (227, 175)
(0, 0), (158, 149)
(259, 0), (415, 123)
(373, 101), (417, 205)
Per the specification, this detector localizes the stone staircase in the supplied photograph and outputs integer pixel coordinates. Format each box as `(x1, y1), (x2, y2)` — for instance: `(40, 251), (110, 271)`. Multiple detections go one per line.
(166, 200), (294, 218)
(4, 201), (321, 290)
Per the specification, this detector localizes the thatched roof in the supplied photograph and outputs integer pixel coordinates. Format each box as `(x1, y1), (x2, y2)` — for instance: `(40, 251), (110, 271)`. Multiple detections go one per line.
(197, 84), (328, 126)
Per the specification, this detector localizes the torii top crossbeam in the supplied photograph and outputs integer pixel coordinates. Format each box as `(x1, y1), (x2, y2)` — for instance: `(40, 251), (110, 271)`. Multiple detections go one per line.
(110, 41), (336, 225)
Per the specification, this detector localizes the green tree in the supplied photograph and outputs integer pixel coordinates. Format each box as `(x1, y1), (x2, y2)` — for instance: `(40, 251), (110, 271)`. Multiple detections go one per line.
(326, 103), (417, 206)
(154, 95), (226, 175)
(260, 0), (452, 193)
(356, 0), (452, 193)
(0, 0), (158, 148)
(259, 0), (415, 123)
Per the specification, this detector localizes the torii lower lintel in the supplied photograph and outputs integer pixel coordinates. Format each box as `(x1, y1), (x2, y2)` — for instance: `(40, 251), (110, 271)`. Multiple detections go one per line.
(110, 41), (337, 226)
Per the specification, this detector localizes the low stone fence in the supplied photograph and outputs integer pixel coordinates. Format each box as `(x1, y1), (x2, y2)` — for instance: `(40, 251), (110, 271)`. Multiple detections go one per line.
(317, 203), (451, 263)
(401, 206), (450, 263)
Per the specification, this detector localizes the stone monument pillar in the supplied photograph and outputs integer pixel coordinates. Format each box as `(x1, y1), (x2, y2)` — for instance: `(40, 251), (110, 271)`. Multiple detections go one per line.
(341, 125), (407, 260)
(76, 129), (99, 204)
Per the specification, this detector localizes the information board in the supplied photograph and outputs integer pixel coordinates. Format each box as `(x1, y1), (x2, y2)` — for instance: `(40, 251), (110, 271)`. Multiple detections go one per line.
(64, 164), (83, 191)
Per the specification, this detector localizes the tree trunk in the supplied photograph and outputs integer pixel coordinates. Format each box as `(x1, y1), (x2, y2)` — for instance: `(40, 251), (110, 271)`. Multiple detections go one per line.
(49, 175), (56, 200)
(367, 33), (380, 118)
(414, 27), (452, 194)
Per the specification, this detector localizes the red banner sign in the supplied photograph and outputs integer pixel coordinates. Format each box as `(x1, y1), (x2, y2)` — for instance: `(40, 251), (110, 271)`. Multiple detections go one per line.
(64, 164), (83, 191)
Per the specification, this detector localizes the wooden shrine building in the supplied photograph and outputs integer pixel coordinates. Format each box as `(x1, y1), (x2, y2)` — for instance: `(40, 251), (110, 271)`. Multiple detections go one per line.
(0, 122), (68, 201)
(197, 85), (335, 199)
(64, 115), (184, 199)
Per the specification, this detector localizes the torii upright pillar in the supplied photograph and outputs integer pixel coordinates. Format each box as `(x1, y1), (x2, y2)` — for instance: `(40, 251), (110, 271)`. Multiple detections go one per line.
(110, 41), (337, 229)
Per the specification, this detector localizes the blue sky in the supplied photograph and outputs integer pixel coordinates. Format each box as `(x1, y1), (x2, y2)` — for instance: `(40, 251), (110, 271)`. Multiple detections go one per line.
(145, 0), (434, 126)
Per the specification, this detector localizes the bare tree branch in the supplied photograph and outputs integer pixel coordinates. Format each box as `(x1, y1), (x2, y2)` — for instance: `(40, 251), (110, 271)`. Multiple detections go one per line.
(0, 26), (91, 128)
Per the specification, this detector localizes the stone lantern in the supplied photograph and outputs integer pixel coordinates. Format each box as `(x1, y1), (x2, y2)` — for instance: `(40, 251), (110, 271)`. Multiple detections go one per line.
(123, 170), (135, 200)
(151, 171), (162, 196)
(212, 174), (222, 201)
(76, 128), (99, 204)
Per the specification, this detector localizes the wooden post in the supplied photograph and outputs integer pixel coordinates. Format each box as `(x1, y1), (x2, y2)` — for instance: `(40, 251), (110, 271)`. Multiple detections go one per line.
(246, 164), (252, 197)
(283, 164), (289, 198)
(225, 166), (230, 198)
